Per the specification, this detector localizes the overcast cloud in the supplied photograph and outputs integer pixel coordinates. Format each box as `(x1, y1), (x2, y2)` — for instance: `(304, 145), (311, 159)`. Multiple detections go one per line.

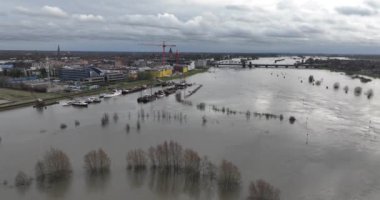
(1, 0), (380, 53)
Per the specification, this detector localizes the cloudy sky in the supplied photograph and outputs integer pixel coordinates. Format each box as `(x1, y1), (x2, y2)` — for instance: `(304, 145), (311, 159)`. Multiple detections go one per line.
(1, 0), (380, 54)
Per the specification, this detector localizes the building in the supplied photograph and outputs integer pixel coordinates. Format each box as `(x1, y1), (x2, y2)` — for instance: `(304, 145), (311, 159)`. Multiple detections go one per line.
(59, 66), (103, 81)
(0, 64), (14, 73)
(149, 66), (173, 78)
(83, 76), (105, 83)
(105, 72), (125, 82)
(173, 65), (188, 73)
(194, 60), (208, 68)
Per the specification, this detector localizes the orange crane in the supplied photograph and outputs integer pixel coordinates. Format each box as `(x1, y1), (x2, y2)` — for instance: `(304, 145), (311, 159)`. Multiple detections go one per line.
(142, 41), (176, 66)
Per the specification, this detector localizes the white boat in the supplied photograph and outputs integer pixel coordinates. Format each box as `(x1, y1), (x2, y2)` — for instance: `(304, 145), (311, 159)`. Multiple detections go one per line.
(72, 100), (88, 107)
(61, 101), (73, 106)
(103, 90), (122, 98)
(92, 98), (101, 103)
(156, 93), (165, 98)
(85, 98), (94, 104)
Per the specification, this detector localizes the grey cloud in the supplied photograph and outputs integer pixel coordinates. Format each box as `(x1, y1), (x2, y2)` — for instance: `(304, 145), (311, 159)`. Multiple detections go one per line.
(335, 6), (377, 16)
(2, 0), (380, 53)
(365, 0), (380, 9)
(265, 27), (306, 39)
(225, 5), (250, 11)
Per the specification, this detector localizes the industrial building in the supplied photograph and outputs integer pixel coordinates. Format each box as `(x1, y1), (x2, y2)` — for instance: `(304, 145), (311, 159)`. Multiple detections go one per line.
(105, 72), (125, 82)
(59, 66), (103, 81)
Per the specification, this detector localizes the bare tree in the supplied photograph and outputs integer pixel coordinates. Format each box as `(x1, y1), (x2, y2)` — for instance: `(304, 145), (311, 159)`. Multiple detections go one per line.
(183, 149), (201, 174)
(84, 148), (111, 175)
(218, 160), (241, 188)
(35, 148), (72, 182)
(14, 171), (32, 187)
(127, 149), (147, 170)
(200, 156), (217, 180)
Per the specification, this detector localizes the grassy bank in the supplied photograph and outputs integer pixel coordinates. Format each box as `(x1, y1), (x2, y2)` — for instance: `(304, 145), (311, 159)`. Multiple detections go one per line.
(0, 68), (207, 112)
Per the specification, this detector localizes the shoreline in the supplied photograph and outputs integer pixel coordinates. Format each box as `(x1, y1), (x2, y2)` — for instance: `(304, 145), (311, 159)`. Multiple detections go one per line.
(0, 69), (208, 112)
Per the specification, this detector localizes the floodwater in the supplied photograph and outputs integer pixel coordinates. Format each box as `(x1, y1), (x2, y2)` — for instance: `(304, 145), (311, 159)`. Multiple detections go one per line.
(1, 67), (380, 200)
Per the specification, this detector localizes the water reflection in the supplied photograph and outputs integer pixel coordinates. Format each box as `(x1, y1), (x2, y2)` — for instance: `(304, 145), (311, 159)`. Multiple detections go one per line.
(85, 172), (111, 193)
(36, 177), (72, 199)
(217, 185), (240, 200)
(125, 169), (221, 199)
(15, 184), (31, 196)
(127, 169), (147, 188)
(148, 169), (215, 199)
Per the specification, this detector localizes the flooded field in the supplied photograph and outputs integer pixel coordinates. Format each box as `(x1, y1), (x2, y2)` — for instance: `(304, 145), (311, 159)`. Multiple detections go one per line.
(1, 67), (380, 200)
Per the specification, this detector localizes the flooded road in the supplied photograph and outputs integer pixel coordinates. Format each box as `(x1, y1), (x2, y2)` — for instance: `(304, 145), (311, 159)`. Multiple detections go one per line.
(1, 67), (380, 200)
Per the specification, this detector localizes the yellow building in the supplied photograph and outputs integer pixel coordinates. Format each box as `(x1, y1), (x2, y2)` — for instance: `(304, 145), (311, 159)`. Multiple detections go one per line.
(149, 67), (173, 78)
(173, 65), (189, 73)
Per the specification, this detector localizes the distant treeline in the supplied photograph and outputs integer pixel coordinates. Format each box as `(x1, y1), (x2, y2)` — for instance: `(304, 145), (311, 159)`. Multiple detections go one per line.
(306, 58), (380, 78)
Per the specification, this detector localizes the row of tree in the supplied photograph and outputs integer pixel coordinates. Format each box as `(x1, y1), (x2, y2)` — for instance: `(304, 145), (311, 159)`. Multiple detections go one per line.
(12, 143), (280, 199)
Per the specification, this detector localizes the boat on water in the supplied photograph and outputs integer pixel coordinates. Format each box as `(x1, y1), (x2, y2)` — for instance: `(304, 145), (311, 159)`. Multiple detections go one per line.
(61, 101), (73, 106)
(137, 95), (157, 103)
(164, 87), (177, 96)
(34, 98), (46, 108)
(92, 98), (101, 103)
(85, 98), (94, 104)
(84, 97), (101, 104)
(103, 90), (122, 98)
(175, 81), (192, 89)
(155, 90), (165, 98)
(72, 100), (88, 107)
(122, 89), (130, 95)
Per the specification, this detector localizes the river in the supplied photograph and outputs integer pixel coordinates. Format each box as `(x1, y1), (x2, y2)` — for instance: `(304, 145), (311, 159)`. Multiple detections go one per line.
(0, 66), (380, 200)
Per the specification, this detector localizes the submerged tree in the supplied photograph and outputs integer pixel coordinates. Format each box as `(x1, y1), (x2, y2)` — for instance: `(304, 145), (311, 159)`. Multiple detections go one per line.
(84, 148), (111, 175)
(136, 120), (141, 131)
(127, 149), (148, 170)
(60, 123), (67, 129)
(183, 149), (201, 174)
(218, 160), (241, 188)
(289, 116), (296, 124)
(200, 156), (217, 180)
(126, 123), (130, 133)
(354, 87), (362, 96)
(366, 89), (374, 99)
(308, 75), (314, 83)
(101, 113), (110, 126)
(333, 82), (340, 90)
(344, 86), (349, 94)
(35, 148), (72, 183)
(247, 179), (280, 200)
(197, 103), (206, 111)
(14, 171), (32, 187)
(113, 113), (119, 123)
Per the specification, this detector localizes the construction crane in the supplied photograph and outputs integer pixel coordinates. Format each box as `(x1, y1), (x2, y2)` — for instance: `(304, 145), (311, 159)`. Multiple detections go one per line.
(142, 41), (176, 66)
